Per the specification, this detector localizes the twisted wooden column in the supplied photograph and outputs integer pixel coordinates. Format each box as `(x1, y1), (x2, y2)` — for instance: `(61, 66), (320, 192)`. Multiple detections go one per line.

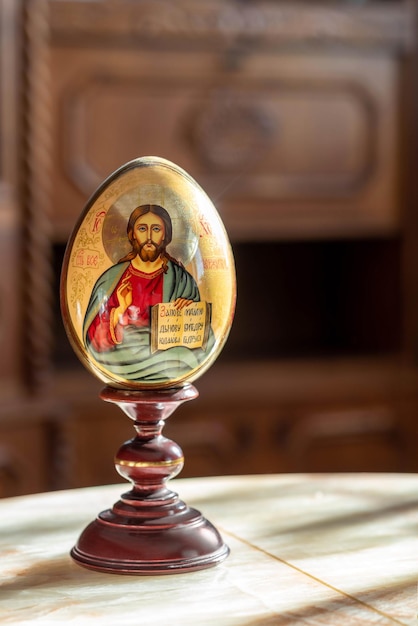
(21, 0), (54, 391)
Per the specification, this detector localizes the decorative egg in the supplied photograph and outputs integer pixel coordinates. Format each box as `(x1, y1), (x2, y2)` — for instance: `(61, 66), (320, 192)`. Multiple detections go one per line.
(60, 156), (236, 389)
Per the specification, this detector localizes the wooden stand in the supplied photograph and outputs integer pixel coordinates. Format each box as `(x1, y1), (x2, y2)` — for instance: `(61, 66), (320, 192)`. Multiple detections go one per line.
(71, 384), (229, 574)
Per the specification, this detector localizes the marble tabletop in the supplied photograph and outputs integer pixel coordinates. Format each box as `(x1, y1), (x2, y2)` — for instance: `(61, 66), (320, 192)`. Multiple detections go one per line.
(0, 473), (417, 625)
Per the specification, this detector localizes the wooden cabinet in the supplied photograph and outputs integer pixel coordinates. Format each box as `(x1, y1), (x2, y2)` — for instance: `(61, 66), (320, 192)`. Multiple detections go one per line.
(1, 0), (418, 495)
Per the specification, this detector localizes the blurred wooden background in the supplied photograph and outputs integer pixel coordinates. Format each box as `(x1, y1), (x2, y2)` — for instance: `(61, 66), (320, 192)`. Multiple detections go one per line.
(1, 0), (418, 496)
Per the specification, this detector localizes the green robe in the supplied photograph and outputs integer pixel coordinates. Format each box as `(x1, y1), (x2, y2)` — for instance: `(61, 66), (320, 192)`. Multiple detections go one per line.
(83, 260), (213, 384)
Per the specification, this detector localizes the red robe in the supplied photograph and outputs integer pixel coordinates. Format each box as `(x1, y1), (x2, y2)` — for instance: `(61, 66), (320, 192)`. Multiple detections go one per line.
(87, 265), (164, 352)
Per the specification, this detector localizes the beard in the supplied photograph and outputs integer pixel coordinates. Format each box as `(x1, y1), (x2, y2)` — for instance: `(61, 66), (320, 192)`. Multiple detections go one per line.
(138, 241), (165, 262)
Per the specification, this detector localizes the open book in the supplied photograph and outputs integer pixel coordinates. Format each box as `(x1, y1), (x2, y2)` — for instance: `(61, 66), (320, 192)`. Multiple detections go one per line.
(151, 301), (212, 353)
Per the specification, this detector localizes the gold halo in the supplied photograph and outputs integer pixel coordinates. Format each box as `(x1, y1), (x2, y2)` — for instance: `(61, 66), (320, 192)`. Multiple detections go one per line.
(102, 185), (199, 266)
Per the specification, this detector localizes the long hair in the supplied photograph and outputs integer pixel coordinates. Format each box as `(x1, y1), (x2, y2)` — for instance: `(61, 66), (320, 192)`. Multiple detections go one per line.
(118, 204), (176, 270)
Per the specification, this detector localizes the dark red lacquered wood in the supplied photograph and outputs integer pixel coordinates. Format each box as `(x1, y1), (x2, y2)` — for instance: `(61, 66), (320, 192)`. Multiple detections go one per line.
(71, 384), (229, 574)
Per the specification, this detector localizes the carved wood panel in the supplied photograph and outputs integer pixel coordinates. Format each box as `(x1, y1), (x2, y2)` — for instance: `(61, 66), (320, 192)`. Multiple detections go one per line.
(48, 46), (399, 240)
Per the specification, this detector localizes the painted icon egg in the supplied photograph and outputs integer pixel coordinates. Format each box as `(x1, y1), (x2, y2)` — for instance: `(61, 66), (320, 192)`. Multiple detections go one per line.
(60, 156), (236, 389)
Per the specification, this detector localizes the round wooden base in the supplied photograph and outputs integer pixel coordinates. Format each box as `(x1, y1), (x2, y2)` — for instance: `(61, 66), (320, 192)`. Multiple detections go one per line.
(71, 491), (229, 574)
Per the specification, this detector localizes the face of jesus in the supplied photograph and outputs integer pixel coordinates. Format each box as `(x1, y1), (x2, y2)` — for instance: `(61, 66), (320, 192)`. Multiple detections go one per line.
(132, 212), (166, 262)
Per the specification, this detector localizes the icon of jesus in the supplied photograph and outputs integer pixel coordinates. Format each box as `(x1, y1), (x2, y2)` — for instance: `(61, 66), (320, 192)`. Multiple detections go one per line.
(83, 204), (213, 384)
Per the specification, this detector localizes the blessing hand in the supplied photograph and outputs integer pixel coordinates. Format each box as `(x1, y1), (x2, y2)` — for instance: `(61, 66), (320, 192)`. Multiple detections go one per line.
(115, 277), (133, 316)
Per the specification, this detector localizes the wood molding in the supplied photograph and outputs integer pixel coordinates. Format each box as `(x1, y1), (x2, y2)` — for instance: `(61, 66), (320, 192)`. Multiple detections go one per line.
(48, 0), (414, 50)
